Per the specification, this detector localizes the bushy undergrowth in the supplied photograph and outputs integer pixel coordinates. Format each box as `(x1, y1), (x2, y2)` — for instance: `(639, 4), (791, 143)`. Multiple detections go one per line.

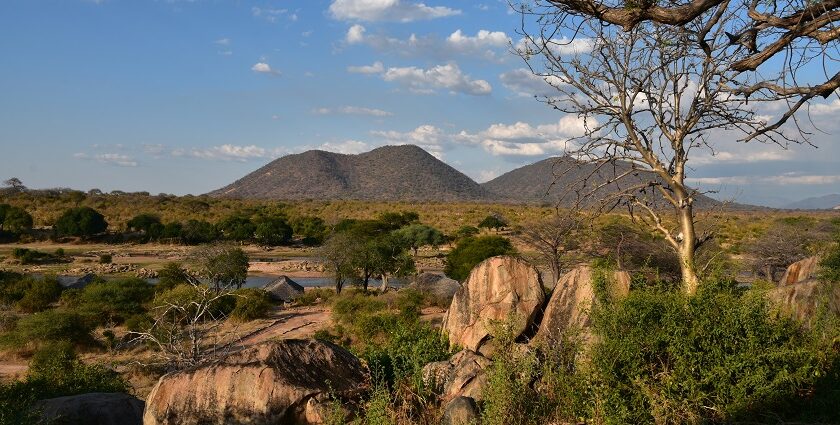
(0, 341), (128, 425)
(229, 288), (274, 321)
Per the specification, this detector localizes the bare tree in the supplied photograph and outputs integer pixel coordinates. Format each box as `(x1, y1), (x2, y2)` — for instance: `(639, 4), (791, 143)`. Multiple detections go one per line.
(531, 0), (839, 139)
(518, 211), (581, 284)
(516, 6), (800, 293)
(128, 276), (237, 369)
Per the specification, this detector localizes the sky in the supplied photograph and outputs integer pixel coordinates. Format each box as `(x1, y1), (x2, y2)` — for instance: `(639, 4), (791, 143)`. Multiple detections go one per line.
(0, 0), (838, 207)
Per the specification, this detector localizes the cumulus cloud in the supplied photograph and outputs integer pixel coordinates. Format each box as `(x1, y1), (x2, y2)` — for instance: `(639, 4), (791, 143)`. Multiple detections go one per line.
(810, 98), (840, 115)
(515, 36), (594, 56)
(314, 106), (393, 117)
(347, 61), (384, 74)
(372, 125), (446, 157)
(499, 68), (567, 97)
(446, 29), (509, 50)
(380, 63), (491, 95)
(73, 153), (138, 167)
(346, 24), (367, 44)
(252, 6), (297, 23)
(690, 149), (793, 165)
(175, 144), (282, 162)
(455, 115), (592, 156)
(687, 174), (840, 186)
(329, 0), (460, 22)
(251, 62), (280, 75)
(315, 140), (370, 154)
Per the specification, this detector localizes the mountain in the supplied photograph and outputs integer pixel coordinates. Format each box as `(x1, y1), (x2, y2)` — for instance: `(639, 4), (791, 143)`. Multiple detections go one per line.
(783, 194), (840, 210)
(209, 145), (492, 201)
(481, 156), (725, 208)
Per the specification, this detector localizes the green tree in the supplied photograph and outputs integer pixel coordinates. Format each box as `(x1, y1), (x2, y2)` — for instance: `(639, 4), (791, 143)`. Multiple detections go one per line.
(181, 219), (218, 245)
(54, 207), (108, 238)
(217, 214), (256, 242)
(393, 224), (445, 256)
(194, 246), (249, 290)
(445, 236), (516, 281)
(156, 262), (191, 292)
(377, 211), (420, 230)
(76, 278), (155, 324)
(127, 213), (163, 240)
(291, 216), (326, 245)
(319, 232), (357, 294)
(0, 205), (33, 235)
(254, 215), (293, 246)
(478, 214), (508, 232)
(16, 278), (62, 313)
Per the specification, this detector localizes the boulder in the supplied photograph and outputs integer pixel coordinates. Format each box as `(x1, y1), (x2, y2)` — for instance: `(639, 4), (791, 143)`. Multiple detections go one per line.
(262, 275), (305, 303)
(407, 272), (460, 302)
(533, 265), (630, 346)
(441, 396), (480, 425)
(143, 339), (368, 425)
(442, 256), (544, 352)
(422, 349), (492, 401)
(769, 279), (840, 323)
(779, 256), (821, 286)
(37, 392), (144, 425)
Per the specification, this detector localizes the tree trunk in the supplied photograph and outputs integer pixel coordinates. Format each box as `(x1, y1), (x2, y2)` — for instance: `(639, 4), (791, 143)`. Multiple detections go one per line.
(380, 274), (388, 293)
(677, 204), (700, 295)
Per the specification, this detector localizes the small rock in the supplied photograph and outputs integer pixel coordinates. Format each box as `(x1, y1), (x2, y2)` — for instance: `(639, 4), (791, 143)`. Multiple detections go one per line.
(442, 396), (479, 425)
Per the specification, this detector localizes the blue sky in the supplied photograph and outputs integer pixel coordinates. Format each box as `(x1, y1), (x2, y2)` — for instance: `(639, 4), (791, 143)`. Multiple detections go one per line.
(1, 0), (838, 207)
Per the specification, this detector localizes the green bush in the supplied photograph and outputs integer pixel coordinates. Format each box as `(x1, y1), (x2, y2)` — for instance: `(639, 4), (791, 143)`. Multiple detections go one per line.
(54, 206), (108, 238)
(230, 288), (273, 322)
(11, 248), (60, 265)
(6, 310), (95, 347)
(155, 262), (191, 292)
(16, 278), (62, 313)
(295, 287), (335, 306)
(819, 238), (840, 282)
(98, 254), (112, 264)
(0, 341), (128, 425)
(587, 284), (835, 423)
(75, 278), (154, 324)
(444, 235), (516, 281)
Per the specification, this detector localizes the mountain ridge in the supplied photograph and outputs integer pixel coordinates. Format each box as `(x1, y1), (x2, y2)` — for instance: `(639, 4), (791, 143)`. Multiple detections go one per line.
(782, 194), (840, 210)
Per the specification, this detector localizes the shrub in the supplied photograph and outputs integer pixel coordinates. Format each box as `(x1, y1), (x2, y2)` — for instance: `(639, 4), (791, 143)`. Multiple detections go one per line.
(8, 310), (95, 347)
(444, 235), (516, 281)
(98, 254), (112, 264)
(587, 283), (836, 423)
(75, 278), (154, 324)
(16, 278), (62, 313)
(11, 248), (59, 265)
(230, 288), (273, 322)
(156, 262), (192, 292)
(54, 206), (108, 238)
(295, 287), (335, 306)
(819, 238), (840, 282)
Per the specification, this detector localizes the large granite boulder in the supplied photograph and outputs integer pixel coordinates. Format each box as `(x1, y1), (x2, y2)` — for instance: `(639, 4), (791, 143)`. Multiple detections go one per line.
(408, 272), (460, 303)
(779, 256), (821, 286)
(37, 392), (144, 425)
(769, 279), (840, 323)
(442, 256), (545, 352)
(533, 265), (630, 346)
(262, 275), (305, 303)
(441, 396), (480, 425)
(422, 349), (493, 401)
(143, 339), (368, 425)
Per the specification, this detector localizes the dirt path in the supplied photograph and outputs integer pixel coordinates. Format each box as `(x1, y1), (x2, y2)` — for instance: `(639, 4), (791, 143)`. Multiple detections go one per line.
(235, 306), (332, 348)
(0, 362), (28, 381)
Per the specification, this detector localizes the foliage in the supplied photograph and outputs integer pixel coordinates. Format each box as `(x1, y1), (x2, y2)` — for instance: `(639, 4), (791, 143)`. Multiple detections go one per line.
(320, 232), (359, 293)
(6, 310), (95, 347)
(156, 262), (191, 292)
(444, 235), (516, 281)
(819, 235), (840, 283)
(194, 245), (249, 290)
(0, 204), (33, 235)
(587, 284), (836, 423)
(229, 288), (273, 321)
(127, 213), (163, 241)
(180, 219), (218, 244)
(75, 278), (154, 325)
(478, 214), (508, 231)
(291, 215), (327, 245)
(15, 277), (62, 313)
(747, 220), (833, 280)
(216, 214), (256, 242)
(99, 253), (112, 264)
(11, 248), (62, 265)
(54, 206), (108, 237)
(454, 225), (479, 240)
(253, 215), (293, 246)
(393, 224), (445, 255)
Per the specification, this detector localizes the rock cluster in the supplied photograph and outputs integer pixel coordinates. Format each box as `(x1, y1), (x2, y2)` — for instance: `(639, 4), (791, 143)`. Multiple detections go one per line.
(143, 339), (368, 425)
(36, 392), (144, 425)
(408, 272), (460, 303)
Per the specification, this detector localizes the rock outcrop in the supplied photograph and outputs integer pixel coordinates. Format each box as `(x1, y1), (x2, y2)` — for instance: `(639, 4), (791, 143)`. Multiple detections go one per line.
(37, 392), (144, 425)
(442, 256), (544, 352)
(263, 275), (305, 303)
(533, 265), (630, 346)
(408, 272), (460, 303)
(143, 339), (368, 425)
(769, 280), (840, 323)
(779, 256), (821, 286)
(422, 349), (493, 401)
(441, 396), (480, 425)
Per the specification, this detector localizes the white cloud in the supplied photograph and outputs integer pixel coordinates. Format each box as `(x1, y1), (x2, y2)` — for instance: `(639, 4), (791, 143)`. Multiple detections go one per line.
(73, 153), (138, 167)
(214, 38), (230, 46)
(347, 61), (384, 74)
(687, 174), (840, 186)
(177, 144), (281, 162)
(329, 0), (460, 22)
(251, 62), (280, 75)
(346, 24), (366, 44)
(314, 106), (393, 117)
(515, 36), (594, 56)
(380, 63), (492, 95)
(446, 29), (509, 50)
(454, 115), (592, 156)
(690, 149), (793, 165)
(499, 68), (567, 97)
(810, 98), (840, 115)
(372, 124), (446, 157)
(315, 140), (370, 154)
(251, 6), (296, 23)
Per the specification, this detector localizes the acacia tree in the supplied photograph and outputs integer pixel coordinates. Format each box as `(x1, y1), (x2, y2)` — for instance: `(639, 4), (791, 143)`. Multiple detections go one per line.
(516, 4), (802, 293)
(533, 0), (840, 139)
(519, 212), (581, 284)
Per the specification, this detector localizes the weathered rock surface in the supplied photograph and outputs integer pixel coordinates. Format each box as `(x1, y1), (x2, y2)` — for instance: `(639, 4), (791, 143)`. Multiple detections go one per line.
(422, 349), (492, 401)
(769, 279), (840, 323)
(143, 339), (368, 425)
(408, 272), (460, 302)
(533, 265), (630, 346)
(263, 275), (305, 303)
(442, 396), (480, 425)
(779, 256), (821, 286)
(37, 392), (144, 425)
(442, 256), (544, 352)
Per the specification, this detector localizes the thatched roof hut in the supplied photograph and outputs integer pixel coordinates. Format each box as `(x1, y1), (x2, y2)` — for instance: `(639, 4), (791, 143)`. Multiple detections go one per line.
(262, 276), (305, 303)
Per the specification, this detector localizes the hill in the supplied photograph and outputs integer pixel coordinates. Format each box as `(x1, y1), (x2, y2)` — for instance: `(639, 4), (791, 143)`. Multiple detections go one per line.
(209, 145), (492, 202)
(482, 156), (725, 208)
(783, 194), (840, 210)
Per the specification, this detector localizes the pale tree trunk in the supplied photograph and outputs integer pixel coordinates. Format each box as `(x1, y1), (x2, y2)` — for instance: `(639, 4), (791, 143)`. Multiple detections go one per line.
(676, 198), (700, 295)
(379, 274), (388, 293)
